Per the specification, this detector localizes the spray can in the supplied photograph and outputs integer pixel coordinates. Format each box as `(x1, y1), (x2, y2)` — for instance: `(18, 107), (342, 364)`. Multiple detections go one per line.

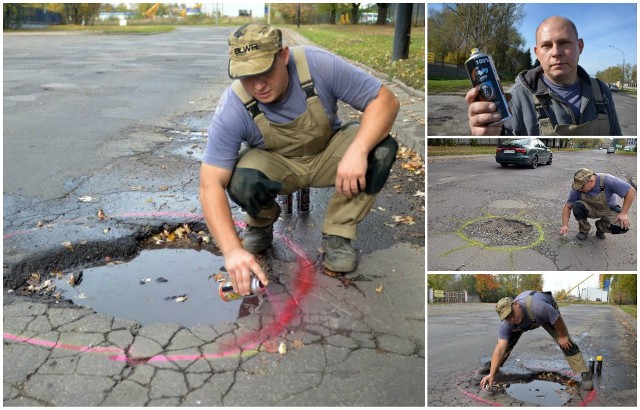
(465, 48), (511, 121)
(297, 188), (310, 214)
(588, 357), (595, 374)
(218, 277), (266, 301)
(596, 356), (603, 374)
(278, 194), (293, 215)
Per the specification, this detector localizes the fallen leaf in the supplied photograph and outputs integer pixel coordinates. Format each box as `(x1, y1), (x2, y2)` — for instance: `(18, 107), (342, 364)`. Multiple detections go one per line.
(36, 221), (44, 228)
(97, 209), (106, 221)
(375, 284), (384, 293)
(159, 185), (169, 191)
(209, 273), (226, 282)
(392, 215), (416, 225)
(78, 196), (93, 202)
(278, 342), (287, 355)
(27, 273), (41, 286)
(61, 241), (74, 250)
(293, 339), (304, 349)
(103, 227), (110, 234)
(175, 296), (188, 303)
(414, 191), (425, 197)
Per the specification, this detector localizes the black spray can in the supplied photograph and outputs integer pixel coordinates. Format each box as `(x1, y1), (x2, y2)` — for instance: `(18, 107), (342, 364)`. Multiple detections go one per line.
(588, 357), (595, 374)
(297, 188), (310, 214)
(218, 277), (266, 301)
(596, 356), (603, 374)
(278, 194), (293, 215)
(465, 48), (511, 121)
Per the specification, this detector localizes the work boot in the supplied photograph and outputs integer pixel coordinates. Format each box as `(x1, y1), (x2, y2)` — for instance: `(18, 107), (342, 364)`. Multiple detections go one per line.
(596, 229), (605, 239)
(241, 207), (280, 254)
(581, 372), (593, 391)
(576, 231), (588, 240)
(322, 235), (357, 273)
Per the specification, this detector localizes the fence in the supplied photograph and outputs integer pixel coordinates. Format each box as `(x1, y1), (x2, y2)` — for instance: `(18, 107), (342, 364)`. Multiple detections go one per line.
(428, 289), (469, 303)
(428, 62), (468, 79)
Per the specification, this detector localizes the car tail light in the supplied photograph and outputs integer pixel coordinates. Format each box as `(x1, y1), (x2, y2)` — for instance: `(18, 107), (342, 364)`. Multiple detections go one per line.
(515, 148), (527, 153)
(496, 148), (502, 153)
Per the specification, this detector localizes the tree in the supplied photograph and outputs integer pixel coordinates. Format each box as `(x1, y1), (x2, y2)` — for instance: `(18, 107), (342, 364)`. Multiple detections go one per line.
(427, 274), (456, 291)
(3, 4), (26, 29)
(349, 3), (360, 25)
(47, 3), (101, 25)
(610, 274), (636, 304)
(376, 3), (390, 25)
(474, 274), (500, 302)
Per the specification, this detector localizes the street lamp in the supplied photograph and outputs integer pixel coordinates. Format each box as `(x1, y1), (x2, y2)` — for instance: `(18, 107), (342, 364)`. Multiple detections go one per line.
(609, 45), (625, 90)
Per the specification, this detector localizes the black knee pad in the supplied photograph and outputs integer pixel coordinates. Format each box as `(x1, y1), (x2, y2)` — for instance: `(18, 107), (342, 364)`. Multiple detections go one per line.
(364, 135), (399, 194)
(227, 168), (282, 218)
(572, 201), (589, 220)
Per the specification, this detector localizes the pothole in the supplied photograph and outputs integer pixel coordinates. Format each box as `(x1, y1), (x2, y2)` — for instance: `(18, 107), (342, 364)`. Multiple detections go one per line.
(460, 217), (542, 248)
(504, 372), (577, 406)
(52, 248), (265, 327)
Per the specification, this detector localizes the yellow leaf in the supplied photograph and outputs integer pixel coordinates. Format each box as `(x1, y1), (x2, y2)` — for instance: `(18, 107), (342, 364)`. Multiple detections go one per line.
(61, 241), (74, 250)
(375, 284), (384, 293)
(97, 209), (106, 221)
(278, 342), (287, 355)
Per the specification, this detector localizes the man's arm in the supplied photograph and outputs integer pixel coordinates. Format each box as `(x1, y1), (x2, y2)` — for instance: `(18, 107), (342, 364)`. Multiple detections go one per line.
(616, 186), (636, 229)
(199, 163), (269, 295)
(553, 315), (573, 350)
(336, 85), (399, 197)
(481, 339), (508, 388)
(560, 202), (573, 236)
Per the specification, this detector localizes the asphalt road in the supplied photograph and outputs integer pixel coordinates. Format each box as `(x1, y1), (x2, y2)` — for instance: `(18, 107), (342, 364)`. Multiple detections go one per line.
(427, 149), (637, 271)
(427, 302), (637, 406)
(427, 91), (638, 136)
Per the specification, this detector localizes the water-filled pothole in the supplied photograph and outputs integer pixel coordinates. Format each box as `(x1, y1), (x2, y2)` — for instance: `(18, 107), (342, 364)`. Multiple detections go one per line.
(505, 379), (571, 406)
(53, 248), (264, 327)
(462, 218), (541, 247)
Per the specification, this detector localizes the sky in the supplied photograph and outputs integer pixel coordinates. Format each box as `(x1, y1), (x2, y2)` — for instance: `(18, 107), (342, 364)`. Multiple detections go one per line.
(428, 2), (638, 76)
(542, 273), (600, 295)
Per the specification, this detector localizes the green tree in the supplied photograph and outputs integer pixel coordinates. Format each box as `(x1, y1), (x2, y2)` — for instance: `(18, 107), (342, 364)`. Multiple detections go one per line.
(3, 4), (26, 29)
(610, 274), (636, 305)
(427, 274), (456, 291)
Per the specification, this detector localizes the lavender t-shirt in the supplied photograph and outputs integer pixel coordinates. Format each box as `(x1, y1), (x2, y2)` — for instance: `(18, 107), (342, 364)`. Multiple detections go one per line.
(566, 173), (632, 209)
(203, 46), (383, 170)
(542, 75), (581, 122)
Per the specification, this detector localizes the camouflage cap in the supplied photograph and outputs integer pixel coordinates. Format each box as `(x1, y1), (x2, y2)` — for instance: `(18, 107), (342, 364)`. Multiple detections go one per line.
(572, 168), (594, 190)
(228, 23), (282, 79)
(496, 297), (513, 321)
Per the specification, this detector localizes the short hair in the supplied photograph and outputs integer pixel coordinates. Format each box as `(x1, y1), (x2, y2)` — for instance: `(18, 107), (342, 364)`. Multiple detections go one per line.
(536, 16), (579, 41)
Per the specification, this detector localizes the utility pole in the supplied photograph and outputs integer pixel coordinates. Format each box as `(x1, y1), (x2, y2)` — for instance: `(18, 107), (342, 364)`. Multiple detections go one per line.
(609, 45), (625, 90)
(392, 3), (413, 60)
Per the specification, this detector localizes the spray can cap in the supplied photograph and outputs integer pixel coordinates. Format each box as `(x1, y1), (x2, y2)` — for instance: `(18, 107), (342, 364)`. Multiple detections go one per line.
(596, 355), (603, 360)
(470, 48), (479, 55)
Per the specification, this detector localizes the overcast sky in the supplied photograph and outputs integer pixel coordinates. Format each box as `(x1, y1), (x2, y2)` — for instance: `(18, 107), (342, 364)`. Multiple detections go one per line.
(428, 2), (638, 76)
(542, 273), (600, 295)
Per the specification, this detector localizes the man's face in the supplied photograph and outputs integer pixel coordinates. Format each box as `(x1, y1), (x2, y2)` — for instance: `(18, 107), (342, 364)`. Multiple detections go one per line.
(578, 175), (596, 193)
(534, 18), (584, 84)
(505, 303), (523, 325)
(239, 47), (290, 104)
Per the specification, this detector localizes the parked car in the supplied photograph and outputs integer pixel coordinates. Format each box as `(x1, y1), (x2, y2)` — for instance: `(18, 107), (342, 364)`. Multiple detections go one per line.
(624, 146), (632, 151)
(495, 138), (552, 169)
(607, 146), (615, 154)
(609, 84), (619, 92)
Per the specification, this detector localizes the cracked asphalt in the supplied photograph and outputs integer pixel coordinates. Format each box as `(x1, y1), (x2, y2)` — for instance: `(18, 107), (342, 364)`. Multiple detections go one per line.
(427, 149), (637, 271)
(3, 27), (425, 406)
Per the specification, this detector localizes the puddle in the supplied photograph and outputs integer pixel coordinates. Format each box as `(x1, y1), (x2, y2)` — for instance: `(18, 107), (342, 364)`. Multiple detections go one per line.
(505, 379), (571, 406)
(53, 248), (263, 327)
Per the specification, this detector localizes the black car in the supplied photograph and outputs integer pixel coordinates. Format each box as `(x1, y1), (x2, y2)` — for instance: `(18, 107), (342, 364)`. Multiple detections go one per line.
(495, 138), (553, 169)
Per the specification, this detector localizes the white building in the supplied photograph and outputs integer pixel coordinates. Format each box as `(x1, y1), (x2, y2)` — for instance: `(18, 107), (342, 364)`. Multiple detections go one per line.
(579, 287), (609, 302)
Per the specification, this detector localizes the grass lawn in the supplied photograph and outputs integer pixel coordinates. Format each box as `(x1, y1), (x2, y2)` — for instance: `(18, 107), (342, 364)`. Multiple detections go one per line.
(294, 24), (425, 91)
(619, 305), (637, 317)
(428, 77), (514, 94)
(12, 24), (176, 35)
(427, 145), (497, 156)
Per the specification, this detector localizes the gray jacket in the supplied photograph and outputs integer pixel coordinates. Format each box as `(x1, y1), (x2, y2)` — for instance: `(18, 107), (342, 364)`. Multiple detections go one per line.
(502, 65), (621, 136)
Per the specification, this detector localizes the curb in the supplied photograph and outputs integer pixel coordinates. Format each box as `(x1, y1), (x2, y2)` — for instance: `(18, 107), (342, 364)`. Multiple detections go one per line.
(613, 306), (637, 339)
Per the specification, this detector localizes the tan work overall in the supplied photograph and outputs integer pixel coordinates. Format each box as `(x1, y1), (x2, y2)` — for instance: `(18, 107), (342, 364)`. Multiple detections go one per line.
(500, 292), (588, 375)
(576, 175), (620, 234)
(231, 47), (377, 240)
(534, 77), (610, 136)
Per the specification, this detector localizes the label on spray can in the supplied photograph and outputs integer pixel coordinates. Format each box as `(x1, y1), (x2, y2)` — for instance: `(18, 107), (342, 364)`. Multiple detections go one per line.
(465, 48), (511, 121)
(596, 356), (603, 374)
(218, 277), (266, 302)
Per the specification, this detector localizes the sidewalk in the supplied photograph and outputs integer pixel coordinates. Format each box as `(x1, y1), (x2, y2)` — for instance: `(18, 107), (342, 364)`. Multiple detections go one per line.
(3, 29), (425, 406)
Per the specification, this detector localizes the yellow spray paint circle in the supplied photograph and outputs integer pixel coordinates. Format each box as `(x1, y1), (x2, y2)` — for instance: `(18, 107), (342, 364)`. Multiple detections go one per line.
(456, 215), (545, 251)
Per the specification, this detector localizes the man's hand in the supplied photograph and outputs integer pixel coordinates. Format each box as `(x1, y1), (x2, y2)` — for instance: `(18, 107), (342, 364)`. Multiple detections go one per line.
(336, 144), (368, 198)
(480, 375), (495, 390)
(224, 247), (269, 295)
(615, 211), (631, 230)
(559, 225), (569, 237)
(466, 86), (507, 136)
(556, 336), (572, 351)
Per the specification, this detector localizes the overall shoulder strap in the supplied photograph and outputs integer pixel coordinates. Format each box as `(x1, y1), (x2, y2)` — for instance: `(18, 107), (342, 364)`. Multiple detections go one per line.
(525, 291), (537, 323)
(231, 80), (261, 119)
(291, 46), (316, 99)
